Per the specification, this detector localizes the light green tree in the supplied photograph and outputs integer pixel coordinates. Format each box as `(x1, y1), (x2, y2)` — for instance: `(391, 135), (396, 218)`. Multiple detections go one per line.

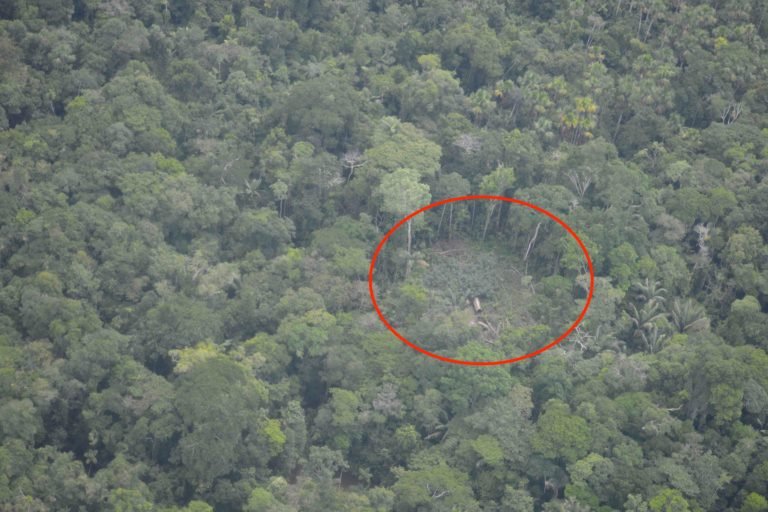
(392, 462), (479, 512)
(365, 117), (442, 179)
(532, 399), (591, 463)
(377, 168), (431, 258)
(741, 493), (768, 512)
(648, 488), (690, 512)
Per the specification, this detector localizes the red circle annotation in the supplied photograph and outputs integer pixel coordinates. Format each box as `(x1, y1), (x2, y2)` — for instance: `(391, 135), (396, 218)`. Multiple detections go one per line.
(367, 195), (595, 366)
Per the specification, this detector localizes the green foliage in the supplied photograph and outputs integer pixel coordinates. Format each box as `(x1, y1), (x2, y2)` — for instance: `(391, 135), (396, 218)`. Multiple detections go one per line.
(173, 356), (271, 489)
(649, 488), (690, 512)
(608, 242), (640, 291)
(719, 296), (768, 348)
(273, 74), (367, 152)
(479, 166), (516, 195)
(742, 493), (768, 512)
(470, 435), (504, 466)
(2, 1), (768, 510)
(377, 168), (432, 217)
(276, 308), (337, 358)
(439, 342), (514, 414)
(244, 488), (280, 512)
(392, 462), (479, 512)
(390, 282), (429, 324)
(108, 488), (154, 512)
(365, 118), (442, 179)
(532, 399), (591, 463)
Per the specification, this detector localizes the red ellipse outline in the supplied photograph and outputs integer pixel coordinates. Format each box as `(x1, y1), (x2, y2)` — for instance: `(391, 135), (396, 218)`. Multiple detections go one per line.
(367, 195), (595, 366)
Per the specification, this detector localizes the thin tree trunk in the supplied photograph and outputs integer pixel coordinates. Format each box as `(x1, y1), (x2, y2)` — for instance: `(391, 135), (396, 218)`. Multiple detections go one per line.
(448, 204), (454, 241)
(482, 204), (496, 241)
(436, 205), (446, 238)
(407, 219), (412, 256)
(612, 111), (624, 142)
(406, 219), (413, 277)
(644, 15), (654, 42)
(510, 100), (519, 124)
(523, 222), (542, 262)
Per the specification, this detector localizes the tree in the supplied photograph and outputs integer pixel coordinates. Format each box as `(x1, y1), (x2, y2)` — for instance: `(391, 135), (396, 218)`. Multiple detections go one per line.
(566, 452), (614, 505)
(276, 308), (337, 359)
(299, 447), (350, 512)
(2, 0), (768, 509)
(438, 343), (514, 415)
(560, 96), (598, 144)
(392, 462), (479, 512)
(134, 294), (223, 371)
(722, 225), (767, 296)
(227, 208), (296, 259)
(648, 488), (690, 512)
(0, 398), (40, 446)
(742, 493), (768, 512)
(478, 166), (516, 239)
(502, 486), (535, 512)
(532, 399), (591, 464)
(172, 356), (271, 490)
(398, 55), (467, 122)
(364, 117), (442, 180)
(376, 168), (431, 258)
(313, 387), (363, 451)
(719, 296), (768, 348)
(668, 299), (709, 334)
(624, 494), (650, 512)
(244, 487), (283, 512)
(271, 74), (368, 152)
(107, 488), (154, 512)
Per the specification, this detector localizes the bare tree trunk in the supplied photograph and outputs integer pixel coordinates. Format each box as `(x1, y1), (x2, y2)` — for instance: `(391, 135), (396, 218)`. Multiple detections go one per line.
(482, 204), (496, 241)
(643, 14), (655, 42)
(523, 222), (542, 262)
(612, 112), (624, 142)
(471, 202), (477, 235)
(407, 219), (412, 257)
(448, 204), (454, 241)
(405, 220), (413, 277)
(510, 100), (519, 124)
(436, 205), (446, 238)
(553, 253), (561, 275)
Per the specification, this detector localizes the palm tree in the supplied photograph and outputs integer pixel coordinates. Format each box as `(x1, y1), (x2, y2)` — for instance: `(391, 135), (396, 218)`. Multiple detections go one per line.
(628, 298), (668, 354)
(637, 323), (667, 354)
(633, 278), (667, 306)
(628, 301), (666, 332)
(669, 298), (709, 333)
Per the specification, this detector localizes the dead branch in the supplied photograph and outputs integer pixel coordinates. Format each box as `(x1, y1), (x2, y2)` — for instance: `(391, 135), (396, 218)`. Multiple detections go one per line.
(523, 222), (542, 262)
(427, 484), (451, 500)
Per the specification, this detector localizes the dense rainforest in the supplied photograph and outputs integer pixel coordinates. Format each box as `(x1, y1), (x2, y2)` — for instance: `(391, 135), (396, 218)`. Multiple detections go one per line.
(2, 0), (768, 510)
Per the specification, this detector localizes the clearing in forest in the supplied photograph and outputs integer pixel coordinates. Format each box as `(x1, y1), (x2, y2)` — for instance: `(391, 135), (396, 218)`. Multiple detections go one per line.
(371, 198), (588, 362)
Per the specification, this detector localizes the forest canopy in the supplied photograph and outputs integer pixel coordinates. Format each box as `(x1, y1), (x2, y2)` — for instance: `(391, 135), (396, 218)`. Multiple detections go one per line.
(1, 0), (768, 511)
